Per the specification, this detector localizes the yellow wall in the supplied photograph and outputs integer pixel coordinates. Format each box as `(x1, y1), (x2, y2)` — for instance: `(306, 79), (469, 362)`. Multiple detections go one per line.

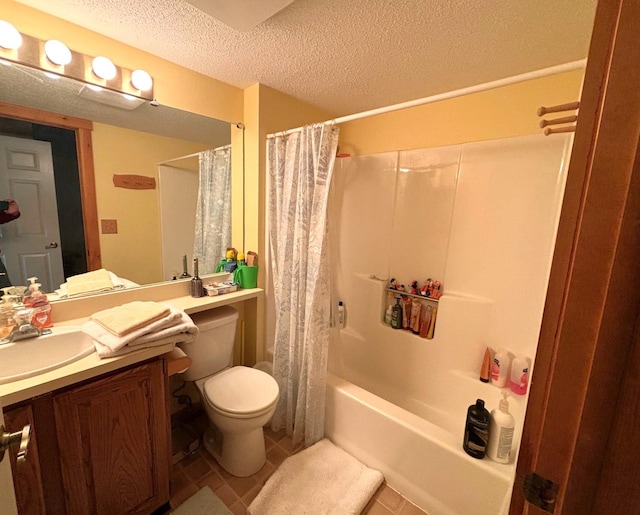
(1, 0), (243, 122)
(92, 123), (208, 284)
(338, 69), (584, 155)
(243, 84), (333, 257)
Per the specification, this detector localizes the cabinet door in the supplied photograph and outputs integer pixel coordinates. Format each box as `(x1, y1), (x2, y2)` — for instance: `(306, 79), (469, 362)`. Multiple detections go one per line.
(3, 404), (45, 515)
(53, 361), (170, 515)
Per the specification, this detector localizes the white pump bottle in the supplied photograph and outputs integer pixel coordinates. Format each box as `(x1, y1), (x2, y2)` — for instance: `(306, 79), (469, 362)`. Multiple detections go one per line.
(487, 392), (515, 463)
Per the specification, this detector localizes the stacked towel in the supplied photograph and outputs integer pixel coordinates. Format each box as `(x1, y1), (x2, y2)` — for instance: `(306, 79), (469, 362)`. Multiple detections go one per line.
(82, 302), (198, 358)
(56, 270), (140, 298)
(66, 268), (114, 297)
(91, 301), (170, 336)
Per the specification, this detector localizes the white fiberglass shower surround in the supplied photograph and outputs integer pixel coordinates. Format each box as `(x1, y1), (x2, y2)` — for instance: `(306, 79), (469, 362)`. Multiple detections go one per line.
(324, 133), (572, 515)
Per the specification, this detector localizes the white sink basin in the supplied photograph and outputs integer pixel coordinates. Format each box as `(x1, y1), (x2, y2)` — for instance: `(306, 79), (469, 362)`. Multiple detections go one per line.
(0, 326), (95, 385)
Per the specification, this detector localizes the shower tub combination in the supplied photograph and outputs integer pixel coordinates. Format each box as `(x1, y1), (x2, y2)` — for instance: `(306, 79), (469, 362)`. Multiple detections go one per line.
(323, 134), (572, 515)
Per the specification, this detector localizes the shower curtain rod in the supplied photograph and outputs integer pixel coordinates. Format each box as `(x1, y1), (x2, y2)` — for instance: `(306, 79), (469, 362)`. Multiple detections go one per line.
(158, 144), (232, 165)
(266, 60), (586, 139)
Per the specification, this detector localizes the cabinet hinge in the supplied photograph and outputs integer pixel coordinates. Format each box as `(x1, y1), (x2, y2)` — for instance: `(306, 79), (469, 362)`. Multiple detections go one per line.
(523, 472), (560, 513)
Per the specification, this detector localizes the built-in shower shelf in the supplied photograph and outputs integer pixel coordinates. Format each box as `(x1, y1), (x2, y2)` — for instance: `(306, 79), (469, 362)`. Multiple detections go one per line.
(385, 288), (439, 302)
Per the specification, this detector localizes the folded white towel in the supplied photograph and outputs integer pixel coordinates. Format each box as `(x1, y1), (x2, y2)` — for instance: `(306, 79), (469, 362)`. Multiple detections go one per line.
(92, 325), (198, 358)
(82, 306), (198, 355)
(91, 301), (171, 337)
(66, 268), (114, 297)
(56, 271), (139, 299)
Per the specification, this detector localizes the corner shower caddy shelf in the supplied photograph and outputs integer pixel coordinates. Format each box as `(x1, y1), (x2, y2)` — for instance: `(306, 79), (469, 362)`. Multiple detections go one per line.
(385, 288), (440, 302)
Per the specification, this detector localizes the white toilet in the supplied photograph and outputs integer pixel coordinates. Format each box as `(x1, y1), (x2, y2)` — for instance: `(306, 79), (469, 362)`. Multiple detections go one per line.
(178, 306), (279, 477)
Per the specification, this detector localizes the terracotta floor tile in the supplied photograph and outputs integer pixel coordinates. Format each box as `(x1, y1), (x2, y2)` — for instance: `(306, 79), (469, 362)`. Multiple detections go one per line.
(363, 500), (394, 515)
(182, 454), (213, 483)
(170, 467), (192, 494)
(400, 500), (429, 515)
(266, 445), (288, 467)
(227, 474), (259, 497)
(197, 470), (224, 491)
(377, 484), (405, 511)
(229, 501), (247, 515)
(277, 435), (303, 454)
(255, 461), (275, 484)
(263, 426), (287, 442)
(242, 483), (263, 505)
(214, 484), (240, 507)
(169, 482), (199, 509)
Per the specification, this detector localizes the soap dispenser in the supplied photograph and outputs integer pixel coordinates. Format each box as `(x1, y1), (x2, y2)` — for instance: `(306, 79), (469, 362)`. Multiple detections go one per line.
(0, 291), (18, 339)
(487, 392), (515, 463)
(25, 279), (52, 329)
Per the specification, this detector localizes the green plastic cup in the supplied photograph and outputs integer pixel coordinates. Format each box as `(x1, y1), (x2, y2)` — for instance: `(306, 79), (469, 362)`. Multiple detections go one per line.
(234, 265), (259, 289)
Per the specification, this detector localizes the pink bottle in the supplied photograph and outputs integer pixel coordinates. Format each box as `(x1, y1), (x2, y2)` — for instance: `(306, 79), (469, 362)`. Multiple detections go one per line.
(509, 356), (529, 395)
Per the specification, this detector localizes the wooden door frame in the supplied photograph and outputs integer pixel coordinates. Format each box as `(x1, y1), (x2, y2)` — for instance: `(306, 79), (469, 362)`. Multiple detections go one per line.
(0, 101), (101, 272)
(512, 0), (640, 512)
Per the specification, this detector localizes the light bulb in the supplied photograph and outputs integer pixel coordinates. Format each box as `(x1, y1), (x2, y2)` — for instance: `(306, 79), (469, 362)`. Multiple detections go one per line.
(0, 20), (22, 50)
(92, 56), (116, 80)
(131, 69), (152, 91)
(44, 40), (72, 66)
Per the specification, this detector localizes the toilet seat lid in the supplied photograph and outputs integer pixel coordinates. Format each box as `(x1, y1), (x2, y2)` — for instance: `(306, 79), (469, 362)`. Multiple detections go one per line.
(204, 366), (279, 415)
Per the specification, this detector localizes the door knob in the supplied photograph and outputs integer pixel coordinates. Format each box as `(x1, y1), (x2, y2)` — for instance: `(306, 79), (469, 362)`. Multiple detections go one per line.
(45, 242), (58, 249)
(0, 424), (30, 464)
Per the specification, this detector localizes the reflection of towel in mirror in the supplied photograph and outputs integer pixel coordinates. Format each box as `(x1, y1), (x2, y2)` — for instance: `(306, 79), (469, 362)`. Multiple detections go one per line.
(57, 270), (139, 298)
(65, 269), (114, 297)
(91, 301), (170, 337)
(82, 307), (198, 358)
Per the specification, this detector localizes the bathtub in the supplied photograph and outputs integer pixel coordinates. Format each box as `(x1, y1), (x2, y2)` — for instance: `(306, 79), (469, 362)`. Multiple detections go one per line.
(324, 372), (514, 515)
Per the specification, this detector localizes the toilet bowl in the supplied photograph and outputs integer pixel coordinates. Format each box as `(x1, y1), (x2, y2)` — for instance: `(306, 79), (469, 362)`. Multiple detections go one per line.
(195, 366), (278, 476)
(178, 307), (280, 477)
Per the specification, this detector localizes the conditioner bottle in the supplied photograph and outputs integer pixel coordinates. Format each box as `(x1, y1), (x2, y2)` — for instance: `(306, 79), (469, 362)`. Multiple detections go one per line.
(487, 392), (515, 464)
(463, 398), (490, 459)
(491, 348), (510, 388)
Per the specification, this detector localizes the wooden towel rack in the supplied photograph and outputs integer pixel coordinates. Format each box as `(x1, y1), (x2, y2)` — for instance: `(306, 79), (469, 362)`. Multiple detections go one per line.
(537, 101), (580, 136)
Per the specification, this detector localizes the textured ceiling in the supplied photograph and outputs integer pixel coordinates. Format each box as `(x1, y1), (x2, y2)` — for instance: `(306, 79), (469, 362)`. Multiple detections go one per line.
(16, 0), (597, 117)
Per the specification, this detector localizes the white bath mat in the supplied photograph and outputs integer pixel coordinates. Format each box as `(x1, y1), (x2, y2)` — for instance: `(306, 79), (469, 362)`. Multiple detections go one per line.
(248, 438), (384, 515)
(172, 486), (232, 515)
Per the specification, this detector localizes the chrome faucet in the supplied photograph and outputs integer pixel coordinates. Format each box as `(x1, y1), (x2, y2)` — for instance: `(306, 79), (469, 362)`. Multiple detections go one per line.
(8, 309), (41, 342)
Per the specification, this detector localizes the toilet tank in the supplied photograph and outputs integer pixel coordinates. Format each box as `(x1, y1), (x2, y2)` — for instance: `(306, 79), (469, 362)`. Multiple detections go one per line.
(178, 306), (239, 382)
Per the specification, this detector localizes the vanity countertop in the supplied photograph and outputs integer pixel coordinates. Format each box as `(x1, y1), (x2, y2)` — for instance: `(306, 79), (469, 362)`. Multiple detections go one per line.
(0, 288), (263, 408)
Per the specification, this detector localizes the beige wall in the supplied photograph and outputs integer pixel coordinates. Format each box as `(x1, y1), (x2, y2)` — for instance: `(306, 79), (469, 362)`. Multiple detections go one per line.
(338, 69), (584, 154)
(92, 123), (208, 284)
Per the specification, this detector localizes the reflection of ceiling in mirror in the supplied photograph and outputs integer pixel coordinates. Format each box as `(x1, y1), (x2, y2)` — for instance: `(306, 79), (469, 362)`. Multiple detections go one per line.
(0, 63), (230, 146)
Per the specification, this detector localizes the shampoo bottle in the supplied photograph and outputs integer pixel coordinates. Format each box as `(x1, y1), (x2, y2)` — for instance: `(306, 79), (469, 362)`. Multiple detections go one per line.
(487, 392), (515, 463)
(384, 305), (393, 325)
(337, 301), (345, 328)
(463, 398), (490, 459)
(390, 297), (402, 329)
(491, 348), (510, 388)
(510, 356), (529, 395)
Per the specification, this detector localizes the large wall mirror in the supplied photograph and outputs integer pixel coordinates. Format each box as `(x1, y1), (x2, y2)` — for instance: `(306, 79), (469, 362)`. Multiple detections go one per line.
(0, 61), (241, 298)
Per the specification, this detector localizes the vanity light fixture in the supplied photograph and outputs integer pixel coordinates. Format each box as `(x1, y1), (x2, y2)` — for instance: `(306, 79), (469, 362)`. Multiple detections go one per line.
(92, 56), (117, 80)
(0, 20), (154, 102)
(44, 39), (72, 66)
(0, 20), (22, 50)
(131, 69), (153, 91)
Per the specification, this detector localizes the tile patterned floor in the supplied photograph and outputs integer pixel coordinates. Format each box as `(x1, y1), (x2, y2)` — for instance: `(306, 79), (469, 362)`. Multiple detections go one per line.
(169, 426), (428, 514)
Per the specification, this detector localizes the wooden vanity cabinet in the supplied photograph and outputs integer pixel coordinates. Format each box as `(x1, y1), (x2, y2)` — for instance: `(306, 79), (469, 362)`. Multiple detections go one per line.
(4, 358), (171, 515)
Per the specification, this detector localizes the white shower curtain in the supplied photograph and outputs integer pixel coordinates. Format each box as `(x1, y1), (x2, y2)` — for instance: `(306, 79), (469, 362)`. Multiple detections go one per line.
(193, 145), (232, 274)
(268, 123), (340, 447)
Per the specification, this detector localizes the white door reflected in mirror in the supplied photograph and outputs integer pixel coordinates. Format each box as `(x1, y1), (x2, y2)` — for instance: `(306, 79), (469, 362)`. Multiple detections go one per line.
(0, 135), (64, 293)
